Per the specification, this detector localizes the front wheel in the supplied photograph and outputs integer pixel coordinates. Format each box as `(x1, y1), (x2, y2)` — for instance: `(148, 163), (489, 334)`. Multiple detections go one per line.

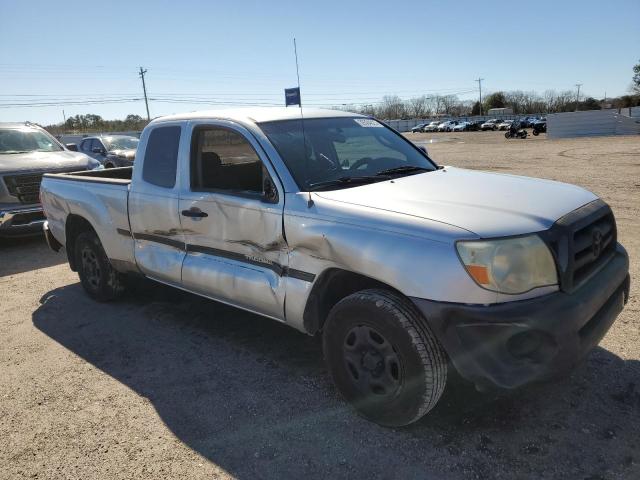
(75, 230), (125, 301)
(533, 130), (539, 136)
(323, 289), (447, 427)
(505, 132), (511, 139)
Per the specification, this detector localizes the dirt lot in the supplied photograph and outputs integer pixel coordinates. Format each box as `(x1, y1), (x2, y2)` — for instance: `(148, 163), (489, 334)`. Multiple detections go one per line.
(1, 132), (639, 480)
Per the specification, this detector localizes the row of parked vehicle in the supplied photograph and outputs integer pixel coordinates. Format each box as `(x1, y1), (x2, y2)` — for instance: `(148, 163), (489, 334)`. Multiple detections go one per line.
(411, 117), (547, 133)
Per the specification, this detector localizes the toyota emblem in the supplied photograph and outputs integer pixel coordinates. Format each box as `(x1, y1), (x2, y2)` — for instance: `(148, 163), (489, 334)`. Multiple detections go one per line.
(592, 229), (603, 259)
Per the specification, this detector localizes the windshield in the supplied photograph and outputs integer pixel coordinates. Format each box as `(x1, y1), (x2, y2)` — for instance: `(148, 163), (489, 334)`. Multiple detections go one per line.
(259, 117), (436, 190)
(0, 128), (63, 154)
(104, 136), (139, 151)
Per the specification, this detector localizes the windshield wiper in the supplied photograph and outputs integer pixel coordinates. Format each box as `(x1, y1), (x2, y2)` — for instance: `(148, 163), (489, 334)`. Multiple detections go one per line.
(375, 165), (432, 176)
(307, 175), (390, 191)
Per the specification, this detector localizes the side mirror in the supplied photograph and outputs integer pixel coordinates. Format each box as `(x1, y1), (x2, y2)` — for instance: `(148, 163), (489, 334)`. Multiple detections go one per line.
(65, 143), (78, 151)
(417, 145), (428, 155)
(262, 177), (278, 203)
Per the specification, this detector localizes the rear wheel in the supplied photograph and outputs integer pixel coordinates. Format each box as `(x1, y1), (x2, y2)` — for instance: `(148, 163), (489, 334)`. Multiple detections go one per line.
(323, 289), (447, 426)
(75, 230), (125, 301)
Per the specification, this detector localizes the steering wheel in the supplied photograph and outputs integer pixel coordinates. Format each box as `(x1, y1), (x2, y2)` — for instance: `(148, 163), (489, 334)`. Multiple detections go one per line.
(350, 157), (373, 171)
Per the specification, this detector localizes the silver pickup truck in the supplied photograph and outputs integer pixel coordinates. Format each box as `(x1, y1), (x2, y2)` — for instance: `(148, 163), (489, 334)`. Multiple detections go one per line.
(40, 108), (630, 426)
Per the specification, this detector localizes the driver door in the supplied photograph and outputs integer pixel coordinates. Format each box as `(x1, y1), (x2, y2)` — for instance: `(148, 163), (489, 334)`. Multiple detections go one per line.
(178, 121), (288, 320)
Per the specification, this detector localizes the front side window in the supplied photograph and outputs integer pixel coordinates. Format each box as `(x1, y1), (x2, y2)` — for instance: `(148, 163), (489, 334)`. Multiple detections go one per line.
(0, 128), (63, 154)
(191, 127), (263, 195)
(142, 126), (181, 188)
(258, 117), (435, 190)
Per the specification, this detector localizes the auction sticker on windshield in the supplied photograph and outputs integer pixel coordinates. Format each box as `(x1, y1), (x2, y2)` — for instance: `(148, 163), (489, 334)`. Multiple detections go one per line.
(354, 119), (383, 128)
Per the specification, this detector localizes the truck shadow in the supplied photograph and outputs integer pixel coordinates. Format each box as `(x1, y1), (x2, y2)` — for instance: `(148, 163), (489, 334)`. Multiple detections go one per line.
(32, 281), (640, 479)
(0, 235), (66, 277)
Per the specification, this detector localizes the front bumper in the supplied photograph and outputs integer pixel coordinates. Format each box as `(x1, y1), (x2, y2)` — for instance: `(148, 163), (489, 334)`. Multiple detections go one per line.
(411, 244), (630, 390)
(0, 206), (46, 237)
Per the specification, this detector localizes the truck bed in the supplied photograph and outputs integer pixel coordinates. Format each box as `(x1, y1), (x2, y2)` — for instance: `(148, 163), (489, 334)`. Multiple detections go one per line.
(41, 166), (136, 272)
(43, 166), (132, 184)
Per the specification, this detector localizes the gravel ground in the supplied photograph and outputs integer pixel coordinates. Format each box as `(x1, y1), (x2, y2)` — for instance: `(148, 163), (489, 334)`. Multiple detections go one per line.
(1, 131), (638, 480)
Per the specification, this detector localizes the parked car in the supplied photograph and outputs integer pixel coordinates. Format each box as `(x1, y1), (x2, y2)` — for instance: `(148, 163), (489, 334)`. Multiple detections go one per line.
(423, 121), (441, 132)
(410, 123), (428, 133)
(480, 119), (501, 131)
(79, 135), (139, 167)
(520, 117), (540, 128)
(497, 120), (513, 131)
(451, 121), (470, 132)
(466, 120), (484, 131)
(0, 122), (98, 236)
(41, 107), (630, 427)
(438, 120), (459, 132)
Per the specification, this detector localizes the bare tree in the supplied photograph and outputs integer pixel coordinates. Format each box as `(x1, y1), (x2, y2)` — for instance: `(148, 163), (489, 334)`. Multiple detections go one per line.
(440, 95), (459, 115)
(378, 95), (406, 119)
(408, 96), (430, 118)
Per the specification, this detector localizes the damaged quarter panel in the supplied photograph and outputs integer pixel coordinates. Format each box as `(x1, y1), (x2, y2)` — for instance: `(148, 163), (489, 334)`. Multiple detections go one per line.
(282, 191), (496, 331)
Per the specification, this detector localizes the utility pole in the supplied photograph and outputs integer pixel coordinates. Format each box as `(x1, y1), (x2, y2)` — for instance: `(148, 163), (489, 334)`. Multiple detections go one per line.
(139, 67), (150, 121)
(62, 109), (66, 124)
(574, 83), (582, 112)
(475, 78), (484, 116)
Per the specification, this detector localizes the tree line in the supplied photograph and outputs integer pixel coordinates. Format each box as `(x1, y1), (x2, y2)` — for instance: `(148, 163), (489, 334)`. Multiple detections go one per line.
(342, 89), (639, 120)
(45, 114), (149, 135)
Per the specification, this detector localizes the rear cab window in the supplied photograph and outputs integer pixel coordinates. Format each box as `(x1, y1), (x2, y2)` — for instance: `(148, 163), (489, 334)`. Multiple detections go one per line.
(142, 126), (181, 188)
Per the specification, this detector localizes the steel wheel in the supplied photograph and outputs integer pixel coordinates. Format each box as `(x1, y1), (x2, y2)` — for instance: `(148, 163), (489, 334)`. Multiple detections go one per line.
(343, 325), (402, 397)
(81, 246), (101, 289)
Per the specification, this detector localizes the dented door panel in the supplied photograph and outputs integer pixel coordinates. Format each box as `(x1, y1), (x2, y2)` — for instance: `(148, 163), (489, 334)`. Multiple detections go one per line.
(178, 120), (288, 320)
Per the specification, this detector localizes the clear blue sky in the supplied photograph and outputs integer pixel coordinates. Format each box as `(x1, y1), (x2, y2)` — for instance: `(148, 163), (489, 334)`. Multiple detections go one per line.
(1, 0), (638, 124)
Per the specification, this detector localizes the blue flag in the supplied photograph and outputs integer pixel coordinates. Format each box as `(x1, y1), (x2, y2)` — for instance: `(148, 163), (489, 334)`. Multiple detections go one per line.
(285, 87), (301, 106)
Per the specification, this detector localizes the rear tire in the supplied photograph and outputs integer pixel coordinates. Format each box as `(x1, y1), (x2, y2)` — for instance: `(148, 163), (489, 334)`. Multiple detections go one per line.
(323, 289), (447, 427)
(74, 230), (125, 302)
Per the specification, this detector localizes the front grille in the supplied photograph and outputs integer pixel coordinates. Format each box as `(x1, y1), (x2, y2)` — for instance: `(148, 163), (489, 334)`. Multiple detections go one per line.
(571, 211), (616, 285)
(3, 173), (43, 204)
(542, 199), (617, 293)
(3, 168), (80, 204)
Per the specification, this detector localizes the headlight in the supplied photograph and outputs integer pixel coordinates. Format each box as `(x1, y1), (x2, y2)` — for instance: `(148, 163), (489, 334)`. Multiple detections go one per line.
(456, 235), (557, 294)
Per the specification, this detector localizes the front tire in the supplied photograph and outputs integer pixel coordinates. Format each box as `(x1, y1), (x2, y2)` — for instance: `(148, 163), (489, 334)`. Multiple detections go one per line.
(323, 289), (447, 426)
(75, 230), (125, 301)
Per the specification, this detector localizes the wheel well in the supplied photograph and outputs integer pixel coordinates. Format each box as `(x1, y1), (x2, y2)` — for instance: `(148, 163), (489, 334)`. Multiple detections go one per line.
(302, 269), (400, 335)
(65, 214), (97, 271)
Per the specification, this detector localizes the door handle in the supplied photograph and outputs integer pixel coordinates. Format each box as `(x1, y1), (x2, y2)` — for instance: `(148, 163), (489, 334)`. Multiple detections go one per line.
(181, 208), (208, 218)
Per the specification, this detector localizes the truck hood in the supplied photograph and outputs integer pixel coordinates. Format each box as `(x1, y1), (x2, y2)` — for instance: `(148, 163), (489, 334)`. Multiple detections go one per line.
(315, 167), (598, 237)
(0, 150), (94, 174)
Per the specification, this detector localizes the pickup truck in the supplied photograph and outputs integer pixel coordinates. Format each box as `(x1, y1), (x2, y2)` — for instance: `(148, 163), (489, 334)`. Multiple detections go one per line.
(0, 122), (99, 237)
(40, 108), (630, 426)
